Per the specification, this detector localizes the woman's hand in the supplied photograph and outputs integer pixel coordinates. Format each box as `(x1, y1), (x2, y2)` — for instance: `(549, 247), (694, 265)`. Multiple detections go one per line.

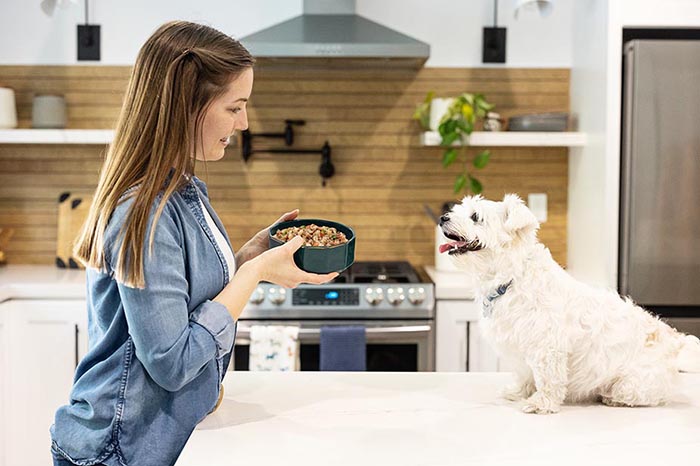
(249, 235), (338, 287)
(214, 234), (336, 321)
(235, 209), (299, 267)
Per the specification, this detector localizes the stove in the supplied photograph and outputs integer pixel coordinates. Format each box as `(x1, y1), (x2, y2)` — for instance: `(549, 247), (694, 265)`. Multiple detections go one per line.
(240, 261), (435, 320)
(236, 261), (436, 371)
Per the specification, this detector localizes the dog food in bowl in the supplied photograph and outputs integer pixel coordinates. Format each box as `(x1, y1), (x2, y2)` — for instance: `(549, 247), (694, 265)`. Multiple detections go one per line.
(274, 224), (348, 247)
(269, 218), (356, 274)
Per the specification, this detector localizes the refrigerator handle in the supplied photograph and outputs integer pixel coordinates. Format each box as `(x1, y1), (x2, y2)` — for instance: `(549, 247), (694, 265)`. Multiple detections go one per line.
(619, 42), (636, 296)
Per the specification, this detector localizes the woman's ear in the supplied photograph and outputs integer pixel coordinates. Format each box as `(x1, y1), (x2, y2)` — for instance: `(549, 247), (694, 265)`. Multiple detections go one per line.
(502, 193), (539, 239)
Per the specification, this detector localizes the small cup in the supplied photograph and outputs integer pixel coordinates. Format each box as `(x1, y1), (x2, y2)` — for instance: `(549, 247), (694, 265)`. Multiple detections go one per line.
(32, 94), (67, 128)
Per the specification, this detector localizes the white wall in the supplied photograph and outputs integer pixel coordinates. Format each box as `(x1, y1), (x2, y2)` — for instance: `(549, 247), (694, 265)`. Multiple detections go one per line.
(569, 0), (700, 288)
(0, 0), (574, 67)
(358, 0), (573, 67)
(0, 0), (300, 65)
(568, 0), (611, 287)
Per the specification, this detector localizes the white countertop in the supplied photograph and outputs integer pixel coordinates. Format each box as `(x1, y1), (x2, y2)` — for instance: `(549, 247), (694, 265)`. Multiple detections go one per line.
(0, 263), (471, 302)
(0, 265), (86, 302)
(177, 372), (700, 466)
(425, 266), (477, 300)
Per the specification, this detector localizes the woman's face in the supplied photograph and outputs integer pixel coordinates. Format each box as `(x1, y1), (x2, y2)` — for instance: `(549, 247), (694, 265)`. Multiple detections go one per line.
(196, 67), (254, 161)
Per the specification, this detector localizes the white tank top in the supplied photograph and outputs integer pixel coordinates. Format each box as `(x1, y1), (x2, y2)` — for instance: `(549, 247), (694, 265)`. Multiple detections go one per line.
(198, 197), (236, 282)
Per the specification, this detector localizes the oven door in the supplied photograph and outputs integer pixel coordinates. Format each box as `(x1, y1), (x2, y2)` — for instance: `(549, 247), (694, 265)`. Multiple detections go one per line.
(231, 320), (435, 372)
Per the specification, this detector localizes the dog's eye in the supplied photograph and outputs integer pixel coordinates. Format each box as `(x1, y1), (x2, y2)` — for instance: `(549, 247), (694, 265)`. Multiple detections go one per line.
(471, 212), (480, 223)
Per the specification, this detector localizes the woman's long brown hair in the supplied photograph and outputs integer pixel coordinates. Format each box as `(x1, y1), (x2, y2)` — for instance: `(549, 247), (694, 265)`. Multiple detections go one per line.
(73, 21), (254, 288)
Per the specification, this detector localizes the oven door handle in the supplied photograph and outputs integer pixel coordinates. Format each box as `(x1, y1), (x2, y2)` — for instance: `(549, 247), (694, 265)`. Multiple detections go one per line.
(235, 325), (431, 339)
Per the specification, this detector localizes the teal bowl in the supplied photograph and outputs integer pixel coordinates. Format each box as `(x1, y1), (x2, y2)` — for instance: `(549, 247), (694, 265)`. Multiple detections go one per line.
(269, 219), (356, 274)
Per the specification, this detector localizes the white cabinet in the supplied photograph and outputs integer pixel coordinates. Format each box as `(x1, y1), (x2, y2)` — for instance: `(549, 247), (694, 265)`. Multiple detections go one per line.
(436, 299), (473, 371)
(0, 306), (6, 466)
(0, 300), (88, 466)
(436, 299), (514, 372)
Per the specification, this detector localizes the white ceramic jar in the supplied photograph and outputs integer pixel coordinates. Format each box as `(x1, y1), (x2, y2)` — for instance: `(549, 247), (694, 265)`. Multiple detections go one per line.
(0, 87), (18, 129)
(32, 94), (67, 128)
(429, 97), (455, 131)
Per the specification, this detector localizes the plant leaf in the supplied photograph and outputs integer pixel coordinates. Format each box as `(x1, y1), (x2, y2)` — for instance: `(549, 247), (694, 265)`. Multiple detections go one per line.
(454, 173), (467, 193)
(456, 119), (473, 135)
(473, 150), (490, 169)
(443, 119), (458, 134)
(468, 175), (483, 194)
(412, 102), (430, 129)
(442, 148), (458, 167)
(461, 104), (474, 122)
(441, 132), (460, 146)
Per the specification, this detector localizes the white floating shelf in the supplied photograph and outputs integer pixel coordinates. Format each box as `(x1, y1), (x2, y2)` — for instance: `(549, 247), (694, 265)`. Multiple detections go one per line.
(420, 131), (587, 147)
(0, 129), (114, 144)
(0, 129), (588, 147)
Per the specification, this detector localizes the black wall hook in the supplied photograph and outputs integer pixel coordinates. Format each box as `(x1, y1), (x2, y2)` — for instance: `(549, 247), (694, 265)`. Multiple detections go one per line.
(240, 119), (305, 162)
(240, 120), (334, 186)
(243, 140), (335, 187)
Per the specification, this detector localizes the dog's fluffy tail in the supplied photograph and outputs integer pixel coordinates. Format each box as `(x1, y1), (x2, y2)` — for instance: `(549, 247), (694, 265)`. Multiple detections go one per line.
(677, 334), (700, 373)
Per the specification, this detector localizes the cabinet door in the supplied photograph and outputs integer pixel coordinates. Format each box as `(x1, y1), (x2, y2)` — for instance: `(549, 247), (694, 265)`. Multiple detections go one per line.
(467, 321), (500, 372)
(0, 304), (6, 466)
(436, 299), (513, 372)
(436, 300), (480, 371)
(4, 300), (87, 466)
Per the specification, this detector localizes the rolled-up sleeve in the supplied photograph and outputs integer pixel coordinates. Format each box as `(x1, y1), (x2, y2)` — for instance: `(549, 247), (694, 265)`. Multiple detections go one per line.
(190, 302), (237, 361)
(110, 200), (236, 392)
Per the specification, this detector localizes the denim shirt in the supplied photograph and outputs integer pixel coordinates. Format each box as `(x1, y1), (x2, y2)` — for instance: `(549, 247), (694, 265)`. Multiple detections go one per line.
(51, 175), (238, 466)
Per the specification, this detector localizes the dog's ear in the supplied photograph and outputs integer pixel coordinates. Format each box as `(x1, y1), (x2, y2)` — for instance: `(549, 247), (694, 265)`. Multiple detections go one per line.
(502, 194), (539, 239)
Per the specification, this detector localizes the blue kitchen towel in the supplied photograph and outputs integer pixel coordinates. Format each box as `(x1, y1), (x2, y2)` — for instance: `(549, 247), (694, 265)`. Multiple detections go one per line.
(319, 325), (366, 371)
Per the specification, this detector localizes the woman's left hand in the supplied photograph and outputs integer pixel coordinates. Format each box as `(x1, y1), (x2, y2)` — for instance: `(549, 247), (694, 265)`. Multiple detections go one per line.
(236, 209), (299, 267)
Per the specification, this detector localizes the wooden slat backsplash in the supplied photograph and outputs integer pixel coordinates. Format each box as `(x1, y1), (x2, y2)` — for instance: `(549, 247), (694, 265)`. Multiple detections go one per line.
(0, 65), (569, 267)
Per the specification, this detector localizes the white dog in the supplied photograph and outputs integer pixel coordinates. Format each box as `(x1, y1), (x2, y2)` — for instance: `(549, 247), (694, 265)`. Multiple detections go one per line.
(439, 194), (700, 414)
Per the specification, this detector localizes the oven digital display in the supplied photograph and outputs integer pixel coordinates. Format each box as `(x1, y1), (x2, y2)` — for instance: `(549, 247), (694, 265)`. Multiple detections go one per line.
(292, 288), (359, 306)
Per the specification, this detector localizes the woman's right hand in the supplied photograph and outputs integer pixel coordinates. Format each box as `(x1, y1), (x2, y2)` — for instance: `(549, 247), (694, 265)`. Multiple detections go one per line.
(249, 235), (339, 287)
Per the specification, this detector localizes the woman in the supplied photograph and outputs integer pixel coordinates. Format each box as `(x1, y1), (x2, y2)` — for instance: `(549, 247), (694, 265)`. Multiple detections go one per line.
(50, 20), (337, 466)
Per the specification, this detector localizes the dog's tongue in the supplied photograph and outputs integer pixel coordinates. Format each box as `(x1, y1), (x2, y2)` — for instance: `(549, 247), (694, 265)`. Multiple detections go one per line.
(439, 241), (466, 254)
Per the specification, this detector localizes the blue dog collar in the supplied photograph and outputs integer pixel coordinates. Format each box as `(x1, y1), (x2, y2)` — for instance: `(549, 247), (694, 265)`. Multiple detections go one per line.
(482, 280), (513, 318)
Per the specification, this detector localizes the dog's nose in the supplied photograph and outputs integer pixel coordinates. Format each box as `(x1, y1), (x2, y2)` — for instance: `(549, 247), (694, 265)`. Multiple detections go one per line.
(439, 214), (449, 225)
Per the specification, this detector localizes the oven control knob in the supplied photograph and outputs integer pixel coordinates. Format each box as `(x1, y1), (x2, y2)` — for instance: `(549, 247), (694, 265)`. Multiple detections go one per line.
(268, 287), (287, 305)
(407, 287), (426, 305)
(364, 287), (384, 305)
(249, 287), (265, 305)
(387, 287), (405, 306)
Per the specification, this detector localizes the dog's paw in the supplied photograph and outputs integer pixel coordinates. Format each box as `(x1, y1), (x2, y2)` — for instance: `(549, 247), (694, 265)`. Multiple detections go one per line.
(501, 382), (534, 401)
(601, 397), (631, 408)
(522, 392), (561, 414)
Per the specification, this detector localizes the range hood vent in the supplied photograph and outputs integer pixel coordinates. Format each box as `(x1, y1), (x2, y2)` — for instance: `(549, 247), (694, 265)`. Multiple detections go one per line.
(240, 0), (430, 67)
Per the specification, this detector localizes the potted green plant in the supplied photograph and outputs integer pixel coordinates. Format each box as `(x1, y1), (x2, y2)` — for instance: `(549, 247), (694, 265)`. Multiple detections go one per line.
(413, 92), (494, 194)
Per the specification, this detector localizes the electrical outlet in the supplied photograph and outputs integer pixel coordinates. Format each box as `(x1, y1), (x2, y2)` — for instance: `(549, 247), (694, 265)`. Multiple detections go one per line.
(528, 193), (548, 223)
(78, 24), (101, 61)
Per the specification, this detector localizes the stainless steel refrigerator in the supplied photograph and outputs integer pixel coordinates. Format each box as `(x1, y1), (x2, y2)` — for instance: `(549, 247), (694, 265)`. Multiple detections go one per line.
(620, 39), (700, 336)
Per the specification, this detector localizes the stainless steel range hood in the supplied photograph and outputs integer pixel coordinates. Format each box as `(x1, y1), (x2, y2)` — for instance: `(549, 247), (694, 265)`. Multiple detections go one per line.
(240, 0), (430, 67)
